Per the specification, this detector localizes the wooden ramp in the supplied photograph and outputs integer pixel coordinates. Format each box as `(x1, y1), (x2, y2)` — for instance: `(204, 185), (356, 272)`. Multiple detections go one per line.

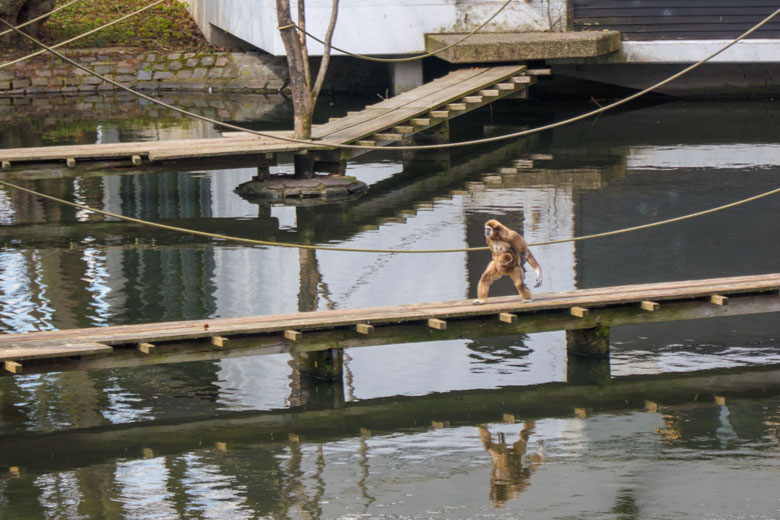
(0, 66), (539, 171)
(1, 273), (778, 376)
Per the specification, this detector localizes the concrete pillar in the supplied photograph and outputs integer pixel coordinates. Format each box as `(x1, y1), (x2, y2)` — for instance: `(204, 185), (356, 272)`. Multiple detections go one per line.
(566, 325), (610, 357)
(391, 60), (423, 96)
(293, 153), (315, 179)
(566, 325), (611, 385)
(289, 348), (345, 409)
(295, 348), (344, 381)
(567, 354), (611, 386)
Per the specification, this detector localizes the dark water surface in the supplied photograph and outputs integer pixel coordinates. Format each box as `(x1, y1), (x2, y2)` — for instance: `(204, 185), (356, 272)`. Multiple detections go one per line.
(0, 92), (779, 519)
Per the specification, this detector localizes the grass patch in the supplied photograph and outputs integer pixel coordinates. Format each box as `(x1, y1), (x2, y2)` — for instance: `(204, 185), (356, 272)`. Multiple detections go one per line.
(40, 0), (212, 50)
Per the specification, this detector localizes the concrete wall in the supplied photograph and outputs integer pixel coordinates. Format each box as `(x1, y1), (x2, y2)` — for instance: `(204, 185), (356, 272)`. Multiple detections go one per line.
(187, 0), (568, 56)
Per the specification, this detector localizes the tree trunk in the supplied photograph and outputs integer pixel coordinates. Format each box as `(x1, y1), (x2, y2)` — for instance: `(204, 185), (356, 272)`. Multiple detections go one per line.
(0, 0), (55, 45)
(276, 0), (314, 141)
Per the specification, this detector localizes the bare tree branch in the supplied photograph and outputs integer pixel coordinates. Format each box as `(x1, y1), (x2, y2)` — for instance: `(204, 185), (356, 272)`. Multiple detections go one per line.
(311, 0), (339, 103)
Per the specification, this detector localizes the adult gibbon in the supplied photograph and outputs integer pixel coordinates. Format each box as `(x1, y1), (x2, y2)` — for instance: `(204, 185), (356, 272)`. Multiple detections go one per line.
(474, 219), (542, 304)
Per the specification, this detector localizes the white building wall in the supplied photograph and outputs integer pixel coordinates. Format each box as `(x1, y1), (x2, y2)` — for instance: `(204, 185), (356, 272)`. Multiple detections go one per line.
(187, 0), (567, 56)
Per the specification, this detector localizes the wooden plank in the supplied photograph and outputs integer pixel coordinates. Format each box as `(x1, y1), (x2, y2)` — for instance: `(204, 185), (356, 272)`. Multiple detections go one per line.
(0, 275), (776, 357)
(211, 336), (228, 347)
(138, 342), (155, 354)
(428, 318), (447, 330)
(285, 330), (302, 341)
(711, 294), (729, 306)
(356, 323), (375, 335)
(499, 312), (518, 324)
(0, 341), (113, 362)
(4, 361), (22, 374)
(641, 301), (660, 312)
(570, 306), (590, 318)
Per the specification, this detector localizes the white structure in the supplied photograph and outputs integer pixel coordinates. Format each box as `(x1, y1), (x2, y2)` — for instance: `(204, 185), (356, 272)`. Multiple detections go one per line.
(187, 0), (566, 57)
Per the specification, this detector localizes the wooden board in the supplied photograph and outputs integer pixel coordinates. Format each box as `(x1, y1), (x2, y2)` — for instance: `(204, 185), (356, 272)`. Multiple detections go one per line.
(0, 66), (528, 167)
(1, 274), (777, 364)
(0, 341), (112, 362)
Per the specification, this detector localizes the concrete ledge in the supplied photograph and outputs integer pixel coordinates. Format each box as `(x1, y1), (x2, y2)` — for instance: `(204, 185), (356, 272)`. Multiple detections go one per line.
(425, 31), (622, 63)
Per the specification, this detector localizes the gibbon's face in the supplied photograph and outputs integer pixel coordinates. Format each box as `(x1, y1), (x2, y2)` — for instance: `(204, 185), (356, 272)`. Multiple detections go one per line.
(485, 225), (492, 238)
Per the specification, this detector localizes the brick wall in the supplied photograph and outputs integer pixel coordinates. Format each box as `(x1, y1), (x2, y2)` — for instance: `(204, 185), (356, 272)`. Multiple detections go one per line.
(0, 48), (391, 96)
(0, 48), (288, 95)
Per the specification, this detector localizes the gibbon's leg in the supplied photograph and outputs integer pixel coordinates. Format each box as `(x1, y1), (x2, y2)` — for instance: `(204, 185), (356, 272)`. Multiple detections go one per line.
(524, 250), (543, 288)
(509, 265), (532, 301)
(474, 261), (502, 304)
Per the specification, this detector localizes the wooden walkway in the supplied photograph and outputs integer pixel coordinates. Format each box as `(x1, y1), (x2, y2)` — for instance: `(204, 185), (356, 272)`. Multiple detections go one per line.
(0, 65), (541, 171)
(1, 273), (778, 376)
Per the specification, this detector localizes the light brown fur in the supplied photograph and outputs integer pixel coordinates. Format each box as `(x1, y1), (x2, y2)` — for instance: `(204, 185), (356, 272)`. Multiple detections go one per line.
(475, 219), (542, 304)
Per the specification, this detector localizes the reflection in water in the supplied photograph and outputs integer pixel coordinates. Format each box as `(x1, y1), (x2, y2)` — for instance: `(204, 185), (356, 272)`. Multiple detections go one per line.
(479, 421), (545, 507)
(1, 94), (779, 517)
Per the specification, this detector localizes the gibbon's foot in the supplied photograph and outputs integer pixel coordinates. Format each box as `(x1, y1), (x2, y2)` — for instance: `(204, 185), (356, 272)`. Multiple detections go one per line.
(473, 299), (486, 305)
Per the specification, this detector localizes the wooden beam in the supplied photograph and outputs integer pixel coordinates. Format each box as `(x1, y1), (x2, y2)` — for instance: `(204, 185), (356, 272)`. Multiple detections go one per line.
(374, 133), (404, 142)
(641, 301), (660, 312)
(4, 360), (22, 374)
(499, 312), (518, 324)
(410, 118), (431, 126)
(356, 323), (374, 335)
(445, 103), (467, 111)
(394, 125), (414, 134)
(511, 75), (533, 84)
(496, 83), (516, 90)
(527, 68), (552, 76)
(463, 96), (483, 104)
(356, 140), (375, 147)
(131, 155), (142, 166)
(710, 294), (729, 306)
(66, 158), (76, 168)
(479, 89), (499, 97)
(285, 330), (302, 341)
(570, 306), (590, 318)
(427, 318), (447, 330)
(211, 336), (228, 348)
(429, 110), (450, 118)
(137, 342), (155, 354)
(1, 161), (10, 170)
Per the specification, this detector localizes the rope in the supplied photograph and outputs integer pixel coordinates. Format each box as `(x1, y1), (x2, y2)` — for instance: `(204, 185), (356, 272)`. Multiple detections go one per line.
(286, 0), (515, 63)
(2, 6), (779, 152)
(0, 0), (169, 70)
(0, 0), (83, 38)
(1, 180), (777, 254)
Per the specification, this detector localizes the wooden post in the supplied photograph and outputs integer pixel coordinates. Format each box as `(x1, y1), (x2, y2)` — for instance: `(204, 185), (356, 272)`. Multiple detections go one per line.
(566, 324), (610, 357)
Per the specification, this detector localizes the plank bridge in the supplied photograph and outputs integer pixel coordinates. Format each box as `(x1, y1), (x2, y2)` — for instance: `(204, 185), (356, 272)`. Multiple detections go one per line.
(1, 273), (778, 378)
(0, 65), (545, 174)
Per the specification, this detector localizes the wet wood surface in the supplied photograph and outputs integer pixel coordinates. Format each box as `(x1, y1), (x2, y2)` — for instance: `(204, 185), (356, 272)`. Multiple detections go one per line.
(1, 273), (778, 372)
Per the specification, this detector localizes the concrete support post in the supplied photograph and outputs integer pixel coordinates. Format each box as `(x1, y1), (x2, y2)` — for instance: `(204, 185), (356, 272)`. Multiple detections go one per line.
(293, 153), (315, 179)
(289, 348), (345, 409)
(566, 325), (611, 385)
(390, 60), (423, 96)
(296, 348), (344, 381)
(566, 325), (610, 357)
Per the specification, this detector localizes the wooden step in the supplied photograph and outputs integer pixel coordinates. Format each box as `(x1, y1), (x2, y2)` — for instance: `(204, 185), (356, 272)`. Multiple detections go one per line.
(374, 133), (404, 142)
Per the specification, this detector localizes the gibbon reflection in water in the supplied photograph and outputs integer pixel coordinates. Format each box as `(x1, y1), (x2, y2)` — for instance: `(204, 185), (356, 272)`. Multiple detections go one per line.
(479, 421), (546, 507)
